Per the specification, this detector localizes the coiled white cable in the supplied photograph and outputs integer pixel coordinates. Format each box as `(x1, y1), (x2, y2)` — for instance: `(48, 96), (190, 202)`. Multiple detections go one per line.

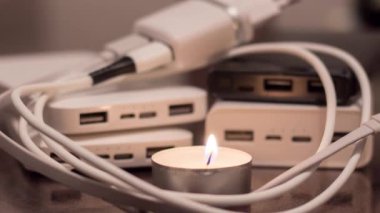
(191, 43), (372, 212)
(174, 43), (337, 207)
(22, 43), (337, 204)
(7, 45), (376, 211)
(6, 0), (373, 211)
(12, 42), (344, 211)
(276, 42), (372, 213)
(12, 78), (230, 213)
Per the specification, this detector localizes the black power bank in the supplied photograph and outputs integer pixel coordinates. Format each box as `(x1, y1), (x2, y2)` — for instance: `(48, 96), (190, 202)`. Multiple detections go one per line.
(209, 59), (358, 105)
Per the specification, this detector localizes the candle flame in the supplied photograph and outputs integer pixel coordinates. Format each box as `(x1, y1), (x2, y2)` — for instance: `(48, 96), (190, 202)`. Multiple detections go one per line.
(205, 134), (218, 165)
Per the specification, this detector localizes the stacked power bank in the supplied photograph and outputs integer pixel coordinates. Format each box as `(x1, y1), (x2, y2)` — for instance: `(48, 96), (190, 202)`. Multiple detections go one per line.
(41, 86), (208, 169)
(206, 57), (373, 168)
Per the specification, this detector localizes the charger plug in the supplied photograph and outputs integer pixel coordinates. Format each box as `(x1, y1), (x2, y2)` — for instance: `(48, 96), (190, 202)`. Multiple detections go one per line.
(89, 0), (288, 85)
(133, 0), (282, 73)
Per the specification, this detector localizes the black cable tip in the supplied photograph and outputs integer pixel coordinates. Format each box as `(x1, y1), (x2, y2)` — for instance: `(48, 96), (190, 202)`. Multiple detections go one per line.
(89, 57), (136, 85)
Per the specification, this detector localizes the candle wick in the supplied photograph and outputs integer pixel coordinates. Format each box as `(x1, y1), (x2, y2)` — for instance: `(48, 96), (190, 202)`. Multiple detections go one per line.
(206, 153), (213, 166)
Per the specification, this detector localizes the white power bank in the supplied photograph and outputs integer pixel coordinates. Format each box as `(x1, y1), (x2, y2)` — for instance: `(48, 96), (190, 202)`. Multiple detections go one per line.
(206, 101), (373, 168)
(46, 86), (207, 135)
(39, 128), (193, 169)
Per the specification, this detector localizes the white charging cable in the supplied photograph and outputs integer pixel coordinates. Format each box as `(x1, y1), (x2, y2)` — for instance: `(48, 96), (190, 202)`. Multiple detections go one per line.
(276, 43), (372, 213)
(11, 42), (377, 212)
(11, 43), (337, 212)
(2, 0), (378, 212)
(11, 80), (228, 212)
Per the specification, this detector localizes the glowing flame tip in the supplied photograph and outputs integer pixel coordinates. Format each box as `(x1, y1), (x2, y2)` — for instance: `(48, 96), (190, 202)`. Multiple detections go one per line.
(205, 134), (218, 165)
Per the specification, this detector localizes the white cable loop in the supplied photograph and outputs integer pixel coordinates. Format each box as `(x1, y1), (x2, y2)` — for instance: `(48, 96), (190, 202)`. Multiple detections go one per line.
(10, 42), (373, 212)
(12, 80), (231, 213)
(276, 42), (372, 213)
(12, 43), (338, 212)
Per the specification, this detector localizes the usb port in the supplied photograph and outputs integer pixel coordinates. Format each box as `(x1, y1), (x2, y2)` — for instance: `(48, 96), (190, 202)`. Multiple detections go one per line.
(332, 132), (348, 143)
(292, 136), (312, 143)
(169, 103), (194, 116)
(266, 135), (282, 141)
(225, 130), (253, 141)
(146, 146), (174, 158)
(139, 111), (156, 119)
(307, 80), (324, 93)
(120, 113), (135, 119)
(80, 112), (107, 125)
(97, 154), (110, 159)
(114, 153), (134, 160)
(264, 79), (293, 92)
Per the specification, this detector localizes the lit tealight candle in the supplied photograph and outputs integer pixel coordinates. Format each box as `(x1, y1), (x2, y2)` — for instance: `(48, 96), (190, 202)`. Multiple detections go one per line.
(152, 134), (252, 194)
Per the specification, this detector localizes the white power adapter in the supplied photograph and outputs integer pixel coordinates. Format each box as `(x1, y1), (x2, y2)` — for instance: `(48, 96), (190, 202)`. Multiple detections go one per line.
(206, 101), (373, 168)
(113, 0), (281, 78)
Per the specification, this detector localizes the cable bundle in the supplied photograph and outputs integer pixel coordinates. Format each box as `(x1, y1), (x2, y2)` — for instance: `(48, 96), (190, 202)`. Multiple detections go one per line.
(0, 0), (378, 212)
(0, 42), (377, 212)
